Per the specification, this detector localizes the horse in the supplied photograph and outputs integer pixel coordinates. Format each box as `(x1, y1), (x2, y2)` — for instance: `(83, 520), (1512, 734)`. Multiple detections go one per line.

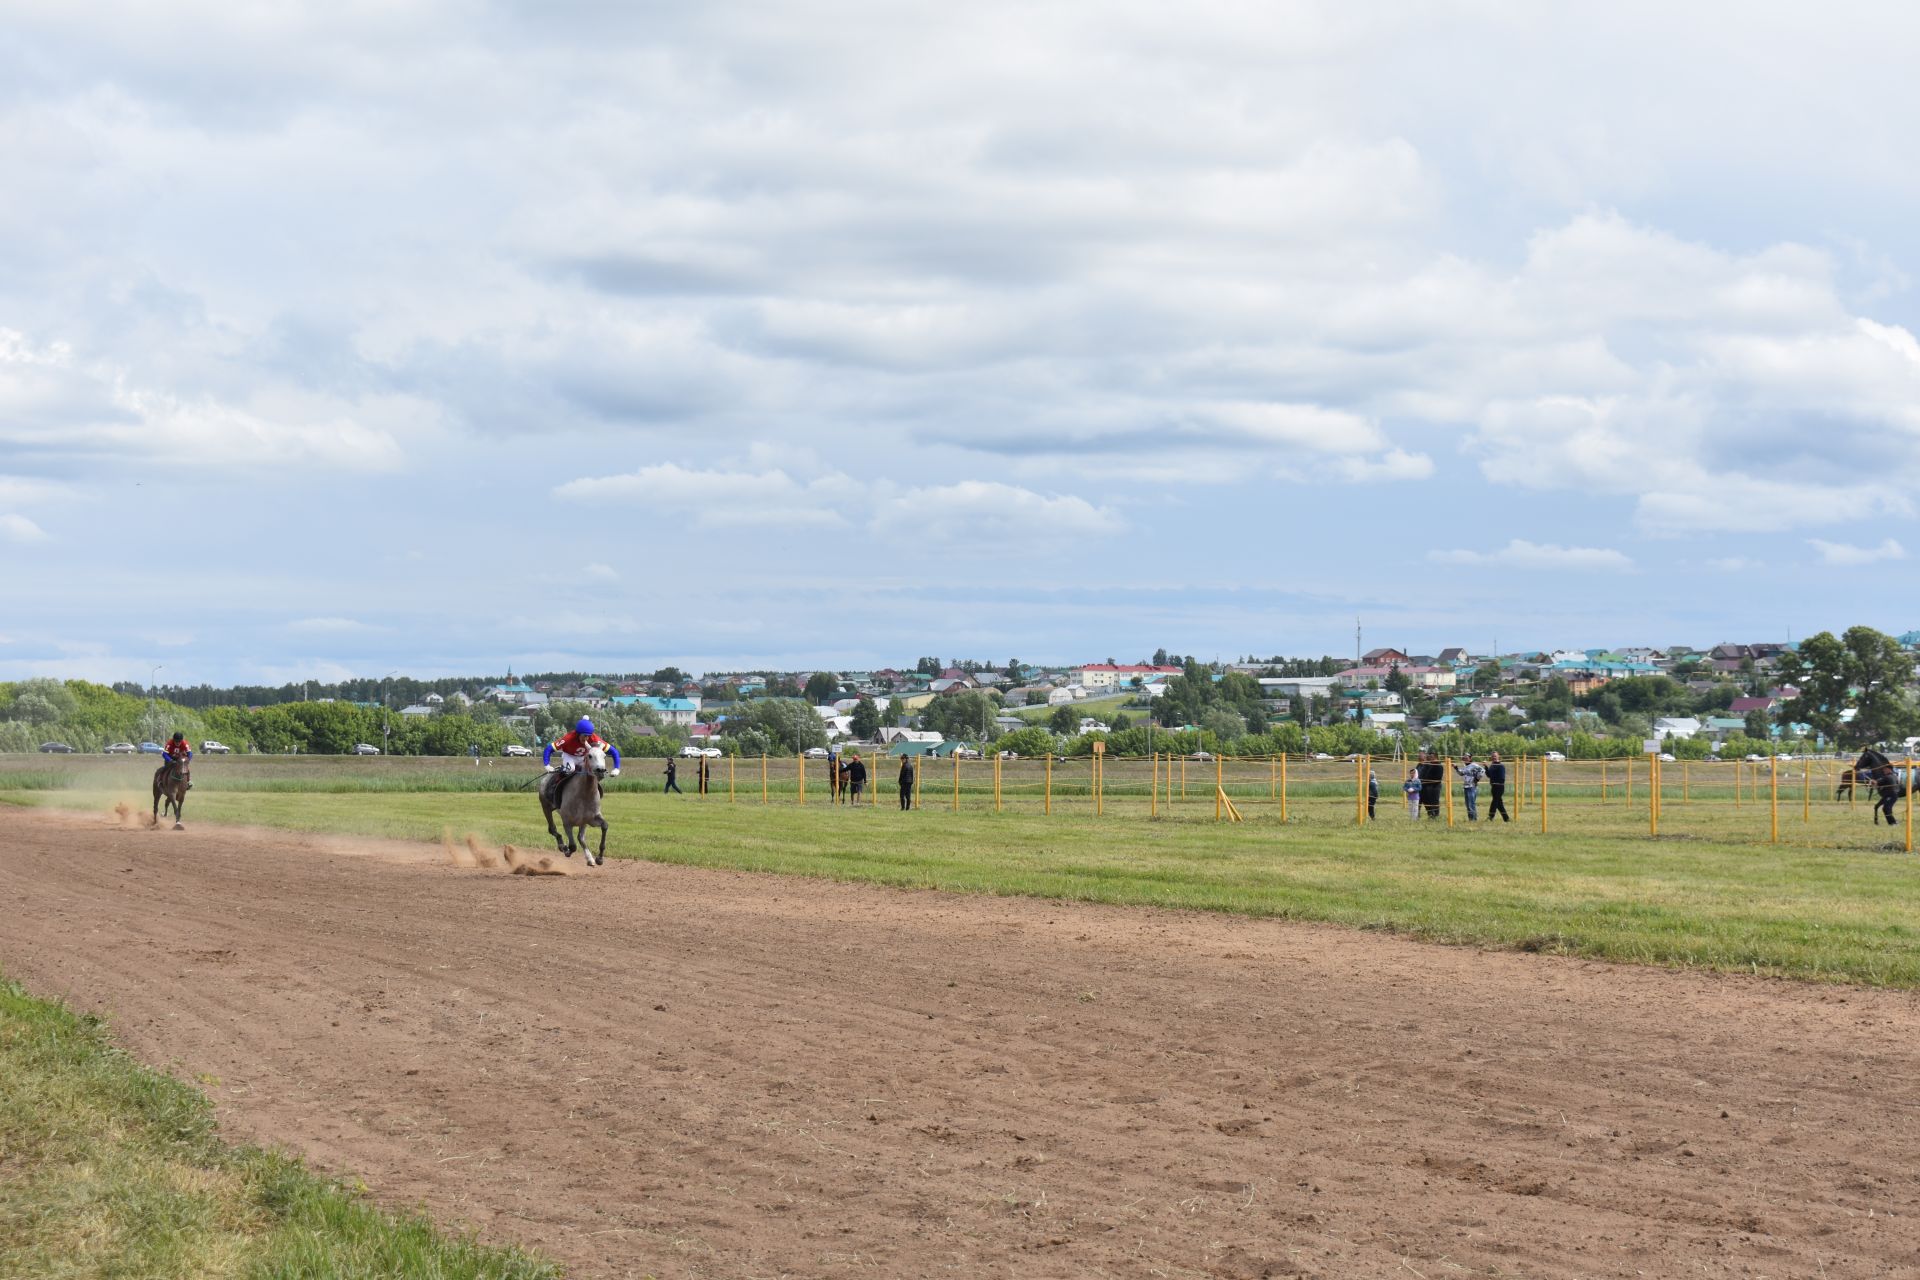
(539, 743), (609, 865)
(152, 758), (190, 830)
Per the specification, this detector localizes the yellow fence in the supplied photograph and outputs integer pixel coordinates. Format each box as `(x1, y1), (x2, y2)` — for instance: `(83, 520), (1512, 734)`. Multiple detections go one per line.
(704, 751), (1916, 852)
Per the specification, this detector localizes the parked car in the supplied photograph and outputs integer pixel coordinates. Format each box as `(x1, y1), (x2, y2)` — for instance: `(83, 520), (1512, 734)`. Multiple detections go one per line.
(1657, 752), (1676, 762)
(1743, 753), (1766, 762)
(1189, 750), (1213, 761)
(351, 743), (381, 756)
(1542, 751), (1567, 762)
(38, 741), (75, 753)
(201, 741), (231, 754)
(700, 747), (722, 758)
(1310, 752), (1333, 761)
(137, 741), (164, 754)
(997, 750), (1020, 760)
(103, 742), (137, 754)
(679, 744), (705, 758)
(804, 747), (829, 759)
(502, 744), (533, 757)
(954, 747), (982, 760)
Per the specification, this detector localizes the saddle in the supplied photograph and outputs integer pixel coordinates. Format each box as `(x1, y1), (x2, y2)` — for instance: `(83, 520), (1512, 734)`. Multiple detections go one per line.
(544, 770), (577, 806)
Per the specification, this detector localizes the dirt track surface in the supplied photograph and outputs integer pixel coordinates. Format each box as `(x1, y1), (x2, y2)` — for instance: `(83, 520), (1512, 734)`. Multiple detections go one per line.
(2, 808), (1917, 1279)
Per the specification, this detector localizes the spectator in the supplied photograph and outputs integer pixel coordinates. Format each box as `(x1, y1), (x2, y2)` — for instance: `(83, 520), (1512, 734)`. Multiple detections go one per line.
(1403, 767), (1421, 819)
(663, 757), (683, 795)
(1417, 750), (1446, 819)
(846, 752), (868, 803)
(1367, 768), (1378, 820)
(1455, 753), (1486, 822)
(1485, 751), (1511, 823)
(899, 755), (916, 810)
(1875, 765), (1902, 826)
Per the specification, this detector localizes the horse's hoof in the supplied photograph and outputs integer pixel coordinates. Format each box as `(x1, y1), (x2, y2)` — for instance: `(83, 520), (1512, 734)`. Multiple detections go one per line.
(173, 823), (184, 831)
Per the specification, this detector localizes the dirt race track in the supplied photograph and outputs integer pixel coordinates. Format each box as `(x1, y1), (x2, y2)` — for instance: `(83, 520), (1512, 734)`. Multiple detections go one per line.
(2, 807), (1917, 1279)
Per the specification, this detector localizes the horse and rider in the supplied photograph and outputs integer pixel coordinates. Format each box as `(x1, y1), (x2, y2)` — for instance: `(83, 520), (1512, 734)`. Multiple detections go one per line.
(152, 732), (192, 829)
(1846, 748), (1915, 827)
(539, 718), (621, 864)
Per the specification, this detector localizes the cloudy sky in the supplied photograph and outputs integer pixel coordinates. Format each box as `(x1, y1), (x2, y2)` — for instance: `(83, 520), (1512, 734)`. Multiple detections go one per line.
(4, 2), (1919, 684)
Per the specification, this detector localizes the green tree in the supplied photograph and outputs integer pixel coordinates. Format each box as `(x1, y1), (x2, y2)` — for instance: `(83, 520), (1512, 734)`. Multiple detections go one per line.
(734, 699), (828, 753)
(926, 691), (996, 741)
(850, 696), (882, 740)
(804, 671), (842, 705)
(1048, 704), (1079, 736)
(1777, 626), (1918, 747)
(994, 726), (1056, 758)
(1200, 707), (1246, 743)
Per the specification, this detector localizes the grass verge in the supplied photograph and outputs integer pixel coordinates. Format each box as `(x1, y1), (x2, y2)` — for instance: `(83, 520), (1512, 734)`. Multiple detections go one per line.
(0, 975), (560, 1280)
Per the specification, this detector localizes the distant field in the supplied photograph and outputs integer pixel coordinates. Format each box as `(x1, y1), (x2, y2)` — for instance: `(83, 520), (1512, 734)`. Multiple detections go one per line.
(1009, 691), (1137, 723)
(6, 753), (1917, 987)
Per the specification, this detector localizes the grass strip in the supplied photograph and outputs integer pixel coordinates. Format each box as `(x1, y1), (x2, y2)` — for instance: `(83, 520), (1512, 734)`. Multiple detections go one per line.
(0, 975), (560, 1280)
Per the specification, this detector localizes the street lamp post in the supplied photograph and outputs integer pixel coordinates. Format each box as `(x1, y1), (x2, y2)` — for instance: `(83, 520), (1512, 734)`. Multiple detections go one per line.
(382, 670), (398, 756)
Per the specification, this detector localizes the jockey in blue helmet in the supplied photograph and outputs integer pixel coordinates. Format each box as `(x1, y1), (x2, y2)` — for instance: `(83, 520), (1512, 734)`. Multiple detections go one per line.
(544, 717), (621, 778)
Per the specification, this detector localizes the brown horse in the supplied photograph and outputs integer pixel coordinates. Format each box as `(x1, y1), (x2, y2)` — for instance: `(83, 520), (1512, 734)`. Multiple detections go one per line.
(152, 758), (189, 829)
(539, 743), (609, 865)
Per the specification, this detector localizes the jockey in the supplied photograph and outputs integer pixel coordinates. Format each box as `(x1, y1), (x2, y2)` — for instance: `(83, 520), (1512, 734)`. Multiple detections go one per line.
(162, 733), (192, 766)
(543, 717), (621, 780)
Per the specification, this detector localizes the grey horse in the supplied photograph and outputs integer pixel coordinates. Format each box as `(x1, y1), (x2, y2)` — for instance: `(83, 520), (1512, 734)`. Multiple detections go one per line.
(152, 759), (189, 830)
(540, 743), (610, 865)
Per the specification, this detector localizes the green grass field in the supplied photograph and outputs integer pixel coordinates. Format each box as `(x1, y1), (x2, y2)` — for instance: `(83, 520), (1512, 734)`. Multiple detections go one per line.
(7, 753), (1917, 988)
(0, 976), (559, 1280)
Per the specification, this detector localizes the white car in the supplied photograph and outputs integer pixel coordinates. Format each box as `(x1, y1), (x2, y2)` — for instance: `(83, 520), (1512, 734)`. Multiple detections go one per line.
(679, 744), (705, 757)
(1310, 752), (1333, 761)
(700, 747), (722, 758)
(502, 744), (533, 757)
(1743, 753), (1766, 762)
(201, 741), (231, 754)
(804, 747), (829, 759)
(103, 742), (137, 754)
(1657, 752), (1676, 762)
(1188, 750), (1213, 761)
(1543, 751), (1568, 762)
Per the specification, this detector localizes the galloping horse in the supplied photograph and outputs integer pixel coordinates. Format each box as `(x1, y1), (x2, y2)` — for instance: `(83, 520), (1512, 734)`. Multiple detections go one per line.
(540, 742), (610, 865)
(152, 758), (190, 830)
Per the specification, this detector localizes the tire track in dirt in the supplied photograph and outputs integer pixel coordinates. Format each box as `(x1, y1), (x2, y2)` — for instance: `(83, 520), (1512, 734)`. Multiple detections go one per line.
(2, 805), (1917, 1279)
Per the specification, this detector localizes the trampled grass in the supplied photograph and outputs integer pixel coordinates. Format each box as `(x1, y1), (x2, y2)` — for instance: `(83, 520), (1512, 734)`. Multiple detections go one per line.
(11, 756), (1918, 987)
(0, 976), (561, 1280)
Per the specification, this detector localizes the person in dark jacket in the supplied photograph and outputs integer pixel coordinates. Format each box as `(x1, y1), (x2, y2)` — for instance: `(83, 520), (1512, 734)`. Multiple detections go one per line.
(1485, 752), (1510, 822)
(1875, 765), (1902, 826)
(663, 757), (683, 794)
(1366, 769), (1378, 820)
(845, 753), (868, 802)
(1416, 750), (1446, 819)
(898, 755), (916, 810)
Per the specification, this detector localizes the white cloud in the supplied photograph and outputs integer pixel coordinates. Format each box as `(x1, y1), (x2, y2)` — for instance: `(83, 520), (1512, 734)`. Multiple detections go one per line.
(1705, 556), (1762, 572)
(0, 513), (49, 543)
(286, 616), (368, 633)
(1808, 537), (1907, 566)
(1429, 539), (1633, 572)
(1333, 449), (1433, 483)
(581, 562), (619, 582)
(555, 463), (857, 529)
(872, 481), (1124, 545)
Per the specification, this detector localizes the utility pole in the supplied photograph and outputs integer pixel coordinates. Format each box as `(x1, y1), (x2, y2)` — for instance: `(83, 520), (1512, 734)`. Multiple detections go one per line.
(1355, 618), (1362, 666)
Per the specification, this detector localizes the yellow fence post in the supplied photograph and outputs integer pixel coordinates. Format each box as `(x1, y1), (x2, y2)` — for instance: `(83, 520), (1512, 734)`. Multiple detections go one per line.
(1907, 756), (1915, 854)
(1216, 754), (1224, 821)
(1150, 752), (1158, 819)
(761, 753), (768, 804)
(1444, 756), (1454, 827)
(1044, 752), (1052, 816)
(1269, 755), (1276, 801)
(797, 753), (805, 806)
(1095, 748), (1104, 817)
(1649, 754), (1658, 838)
(1181, 755), (1187, 800)
(729, 755), (735, 804)
(1540, 758), (1549, 834)
(1624, 756), (1632, 808)
(952, 752), (959, 812)
(1280, 753), (1289, 823)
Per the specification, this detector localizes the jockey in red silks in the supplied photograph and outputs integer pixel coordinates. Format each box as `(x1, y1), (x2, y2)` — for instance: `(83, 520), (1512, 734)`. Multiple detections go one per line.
(543, 717), (622, 780)
(162, 733), (192, 766)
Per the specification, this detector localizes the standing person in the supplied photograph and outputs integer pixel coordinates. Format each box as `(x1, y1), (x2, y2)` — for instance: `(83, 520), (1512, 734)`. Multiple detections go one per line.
(1403, 766), (1421, 819)
(846, 752), (868, 803)
(663, 756), (683, 795)
(1366, 768), (1378, 820)
(1485, 751), (1511, 822)
(1456, 753), (1486, 822)
(1874, 765), (1901, 826)
(1417, 750), (1446, 819)
(899, 754), (916, 810)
